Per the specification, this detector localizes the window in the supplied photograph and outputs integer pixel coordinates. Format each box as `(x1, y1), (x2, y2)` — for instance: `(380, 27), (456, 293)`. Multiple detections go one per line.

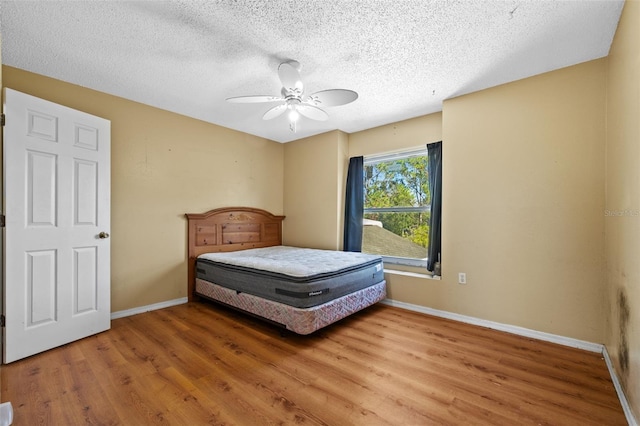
(362, 148), (430, 267)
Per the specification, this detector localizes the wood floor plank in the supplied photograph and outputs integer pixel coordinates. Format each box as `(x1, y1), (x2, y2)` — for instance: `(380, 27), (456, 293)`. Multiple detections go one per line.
(347, 308), (621, 424)
(1, 302), (627, 425)
(317, 321), (557, 424)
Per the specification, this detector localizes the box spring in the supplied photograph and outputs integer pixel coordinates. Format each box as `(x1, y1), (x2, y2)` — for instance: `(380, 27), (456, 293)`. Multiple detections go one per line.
(195, 278), (387, 335)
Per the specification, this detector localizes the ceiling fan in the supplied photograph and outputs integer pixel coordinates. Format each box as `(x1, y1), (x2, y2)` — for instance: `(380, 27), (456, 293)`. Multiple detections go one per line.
(226, 60), (358, 131)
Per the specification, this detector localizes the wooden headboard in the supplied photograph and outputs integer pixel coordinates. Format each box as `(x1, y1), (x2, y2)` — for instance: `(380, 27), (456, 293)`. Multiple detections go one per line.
(185, 207), (285, 301)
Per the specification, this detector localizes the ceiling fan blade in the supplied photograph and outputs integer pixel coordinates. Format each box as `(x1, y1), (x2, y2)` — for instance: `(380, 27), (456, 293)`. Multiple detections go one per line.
(226, 95), (283, 103)
(297, 104), (329, 121)
(278, 61), (304, 93)
(262, 103), (287, 120)
(306, 89), (358, 107)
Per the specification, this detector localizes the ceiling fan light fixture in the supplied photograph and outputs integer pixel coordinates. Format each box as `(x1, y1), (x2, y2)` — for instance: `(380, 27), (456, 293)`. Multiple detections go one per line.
(227, 60), (357, 128)
(288, 107), (300, 122)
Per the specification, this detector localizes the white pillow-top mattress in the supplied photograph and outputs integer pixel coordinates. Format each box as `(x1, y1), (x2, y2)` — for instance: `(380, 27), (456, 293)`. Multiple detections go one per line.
(198, 245), (382, 278)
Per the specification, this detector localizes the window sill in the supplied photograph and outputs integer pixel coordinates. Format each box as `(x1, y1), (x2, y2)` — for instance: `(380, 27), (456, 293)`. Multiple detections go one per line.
(383, 268), (441, 280)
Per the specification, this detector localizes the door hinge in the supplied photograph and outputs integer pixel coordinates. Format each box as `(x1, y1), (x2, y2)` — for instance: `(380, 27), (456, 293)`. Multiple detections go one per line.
(1, 113), (5, 126)
(0, 315), (5, 327)
(0, 215), (4, 227)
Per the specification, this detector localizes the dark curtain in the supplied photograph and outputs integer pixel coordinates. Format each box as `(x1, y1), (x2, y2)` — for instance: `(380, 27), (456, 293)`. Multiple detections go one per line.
(427, 142), (442, 271)
(343, 156), (364, 252)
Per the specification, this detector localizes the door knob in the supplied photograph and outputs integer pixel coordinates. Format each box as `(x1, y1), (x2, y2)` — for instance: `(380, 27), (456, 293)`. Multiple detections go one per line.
(98, 232), (110, 239)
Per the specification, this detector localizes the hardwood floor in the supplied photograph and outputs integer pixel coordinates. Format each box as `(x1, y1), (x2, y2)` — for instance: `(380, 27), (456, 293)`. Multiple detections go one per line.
(1, 302), (626, 425)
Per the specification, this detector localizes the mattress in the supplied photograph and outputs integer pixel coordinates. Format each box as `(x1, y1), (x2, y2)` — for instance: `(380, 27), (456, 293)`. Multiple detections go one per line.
(196, 246), (384, 308)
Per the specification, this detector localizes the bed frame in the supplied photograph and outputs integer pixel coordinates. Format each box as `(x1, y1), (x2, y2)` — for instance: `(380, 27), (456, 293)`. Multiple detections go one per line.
(185, 207), (387, 334)
(185, 207), (285, 302)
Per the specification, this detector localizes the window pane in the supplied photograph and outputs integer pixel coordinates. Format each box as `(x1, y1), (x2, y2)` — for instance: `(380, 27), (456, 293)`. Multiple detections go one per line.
(364, 156), (429, 209)
(363, 152), (429, 262)
(362, 212), (429, 259)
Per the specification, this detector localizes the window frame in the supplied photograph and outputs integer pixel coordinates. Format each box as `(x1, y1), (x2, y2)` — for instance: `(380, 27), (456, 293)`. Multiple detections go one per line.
(363, 148), (430, 269)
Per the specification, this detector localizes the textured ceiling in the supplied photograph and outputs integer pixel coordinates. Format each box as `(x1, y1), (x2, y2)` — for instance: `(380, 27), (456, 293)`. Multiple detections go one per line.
(0, 1), (625, 143)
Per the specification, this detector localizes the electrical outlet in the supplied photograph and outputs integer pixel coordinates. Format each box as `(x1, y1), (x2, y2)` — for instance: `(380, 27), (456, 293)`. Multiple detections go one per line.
(458, 273), (467, 285)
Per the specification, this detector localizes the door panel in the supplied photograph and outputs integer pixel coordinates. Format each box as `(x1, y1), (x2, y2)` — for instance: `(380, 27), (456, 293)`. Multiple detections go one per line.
(26, 249), (57, 326)
(3, 88), (111, 363)
(27, 150), (58, 226)
(73, 246), (98, 314)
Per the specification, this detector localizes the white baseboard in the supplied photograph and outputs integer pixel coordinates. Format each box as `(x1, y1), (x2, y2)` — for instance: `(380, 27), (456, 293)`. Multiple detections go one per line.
(0, 402), (13, 425)
(381, 298), (602, 352)
(603, 346), (639, 426)
(110, 297), (188, 320)
(382, 298), (638, 425)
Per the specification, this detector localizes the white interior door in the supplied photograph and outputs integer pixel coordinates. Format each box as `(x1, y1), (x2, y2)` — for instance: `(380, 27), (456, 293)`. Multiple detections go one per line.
(3, 88), (111, 363)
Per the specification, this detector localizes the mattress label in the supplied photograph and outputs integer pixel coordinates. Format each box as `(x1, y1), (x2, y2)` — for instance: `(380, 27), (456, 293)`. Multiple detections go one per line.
(276, 288), (330, 298)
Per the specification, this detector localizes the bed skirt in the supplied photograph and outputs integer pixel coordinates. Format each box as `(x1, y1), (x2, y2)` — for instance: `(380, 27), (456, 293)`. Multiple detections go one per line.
(195, 278), (387, 334)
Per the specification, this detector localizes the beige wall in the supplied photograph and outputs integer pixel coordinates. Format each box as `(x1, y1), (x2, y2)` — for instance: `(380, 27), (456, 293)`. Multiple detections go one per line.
(283, 130), (348, 250)
(2, 66), (284, 312)
(441, 60), (606, 341)
(605, 0), (640, 420)
(349, 113), (443, 157)
(347, 61), (609, 344)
